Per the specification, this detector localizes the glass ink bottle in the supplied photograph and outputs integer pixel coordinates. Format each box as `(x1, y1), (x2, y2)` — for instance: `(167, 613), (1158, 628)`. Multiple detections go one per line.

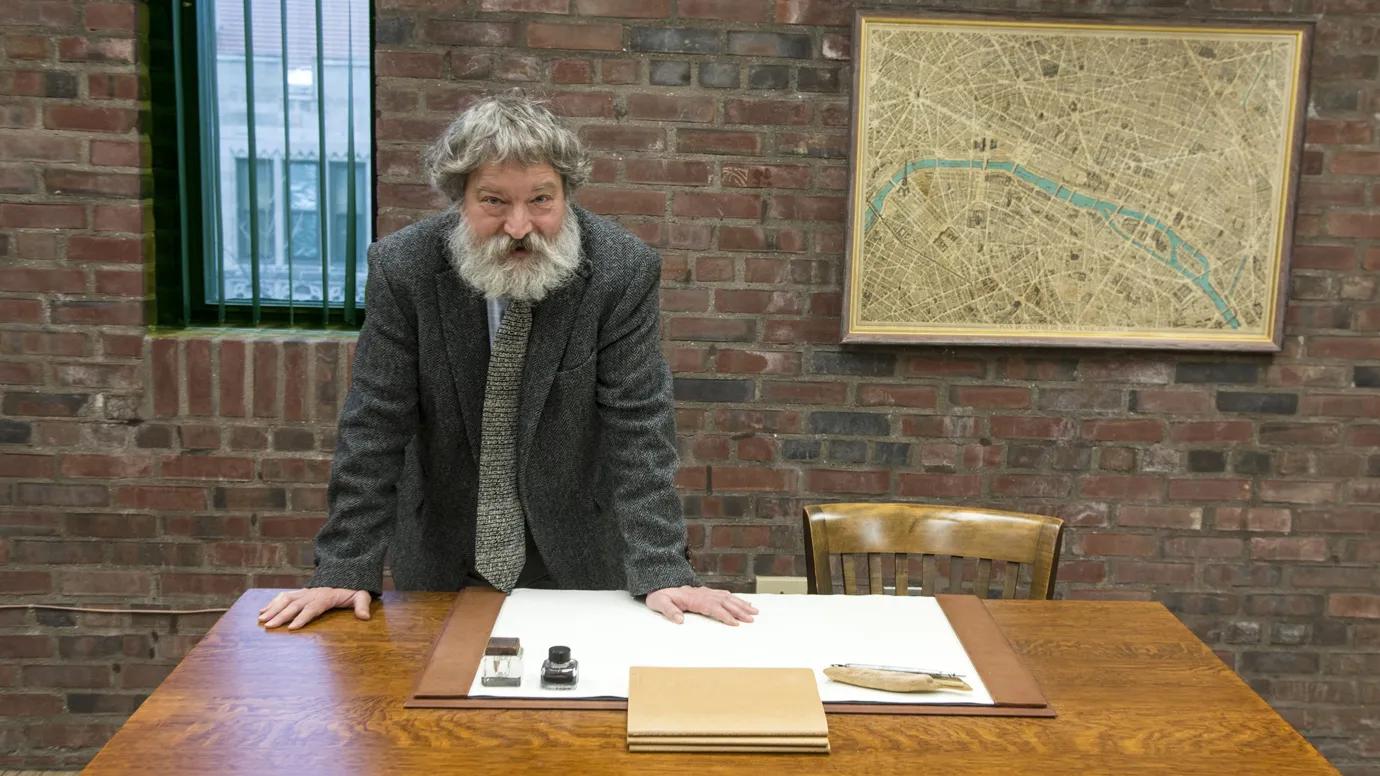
(480, 636), (523, 687)
(541, 645), (579, 690)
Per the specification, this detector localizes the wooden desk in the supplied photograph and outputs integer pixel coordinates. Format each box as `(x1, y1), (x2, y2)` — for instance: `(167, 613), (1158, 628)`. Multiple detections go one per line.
(84, 589), (1337, 775)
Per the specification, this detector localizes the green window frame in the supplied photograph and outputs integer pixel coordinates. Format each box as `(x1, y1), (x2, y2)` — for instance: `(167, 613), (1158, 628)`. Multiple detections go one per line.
(151, 0), (374, 328)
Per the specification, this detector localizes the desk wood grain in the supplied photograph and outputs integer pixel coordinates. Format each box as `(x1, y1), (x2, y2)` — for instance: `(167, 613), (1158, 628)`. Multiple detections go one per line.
(82, 590), (1337, 775)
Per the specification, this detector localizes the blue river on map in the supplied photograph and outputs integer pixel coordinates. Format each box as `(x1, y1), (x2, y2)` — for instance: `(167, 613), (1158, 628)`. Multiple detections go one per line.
(863, 159), (1240, 329)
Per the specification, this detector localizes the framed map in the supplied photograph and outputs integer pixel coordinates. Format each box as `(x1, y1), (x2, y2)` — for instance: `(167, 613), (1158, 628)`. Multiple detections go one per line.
(843, 13), (1311, 350)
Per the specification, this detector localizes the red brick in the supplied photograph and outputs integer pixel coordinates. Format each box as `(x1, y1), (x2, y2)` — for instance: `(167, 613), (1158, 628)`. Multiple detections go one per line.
(760, 380), (846, 404)
(626, 159), (711, 185)
(1167, 478), (1251, 501)
(735, 436), (774, 462)
(1078, 533), (1156, 557)
(1303, 393), (1380, 417)
(68, 234), (143, 263)
(1330, 151), (1380, 176)
(44, 104), (136, 132)
(806, 469), (889, 495)
(252, 342), (278, 418)
(600, 58), (638, 84)
(60, 570), (149, 596)
(1081, 475), (1162, 501)
(992, 474), (1070, 498)
(84, 2), (135, 30)
(578, 187), (665, 215)
(1132, 389), (1212, 414)
(713, 349), (799, 375)
(677, 129), (761, 155)
(1113, 561), (1194, 585)
(376, 51), (443, 79)
(575, 0), (669, 15)
(775, 0), (849, 25)
(549, 58), (594, 84)
(57, 35), (135, 63)
(480, 0), (568, 9)
(218, 341), (246, 417)
(667, 317), (754, 342)
(1329, 594), (1380, 619)
(0, 360), (42, 384)
(0, 267), (84, 293)
(715, 290), (799, 315)
(1327, 212), (1380, 239)
(951, 386), (1029, 409)
(721, 163), (809, 189)
(579, 125), (665, 151)
(856, 384), (938, 409)
(1260, 480), (1340, 504)
(672, 191), (761, 219)
(0, 202), (85, 228)
(1119, 506), (1203, 529)
(1251, 537), (1328, 562)
(710, 466), (791, 492)
(1308, 116), (1372, 146)
(1082, 419), (1163, 443)
(58, 454), (153, 478)
(761, 318), (840, 344)
(528, 21), (622, 50)
(113, 486), (206, 511)
(768, 194), (845, 222)
(626, 91), (717, 122)
(679, 0), (770, 21)
(160, 455), (254, 481)
(1170, 421), (1254, 443)
(52, 300), (141, 325)
(547, 91), (613, 118)
(896, 473), (980, 498)
(725, 99), (810, 126)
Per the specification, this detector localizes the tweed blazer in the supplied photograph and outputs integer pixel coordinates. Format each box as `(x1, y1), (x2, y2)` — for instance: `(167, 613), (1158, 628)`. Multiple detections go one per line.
(307, 206), (699, 596)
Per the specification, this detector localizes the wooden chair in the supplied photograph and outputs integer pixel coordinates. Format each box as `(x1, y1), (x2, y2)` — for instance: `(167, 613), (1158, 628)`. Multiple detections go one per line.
(802, 502), (1065, 600)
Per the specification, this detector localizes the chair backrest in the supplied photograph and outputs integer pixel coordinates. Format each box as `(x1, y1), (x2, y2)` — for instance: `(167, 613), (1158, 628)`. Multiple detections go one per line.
(802, 503), (1065, 600)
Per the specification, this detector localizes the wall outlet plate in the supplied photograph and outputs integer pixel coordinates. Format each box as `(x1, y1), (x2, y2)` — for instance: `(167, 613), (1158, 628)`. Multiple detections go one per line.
(755, 575), (808, 594)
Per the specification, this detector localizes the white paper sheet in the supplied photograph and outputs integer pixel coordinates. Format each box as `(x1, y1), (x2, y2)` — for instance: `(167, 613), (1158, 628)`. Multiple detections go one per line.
(466, 589), (994, 706)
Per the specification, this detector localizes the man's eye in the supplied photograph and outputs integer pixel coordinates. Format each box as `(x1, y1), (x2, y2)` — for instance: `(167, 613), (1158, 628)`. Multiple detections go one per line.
(481, 197), (503, 206)
(532, 195), (552, 204)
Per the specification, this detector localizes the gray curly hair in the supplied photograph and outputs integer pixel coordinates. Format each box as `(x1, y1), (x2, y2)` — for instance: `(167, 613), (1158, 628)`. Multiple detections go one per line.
(423, 92), (591, 202)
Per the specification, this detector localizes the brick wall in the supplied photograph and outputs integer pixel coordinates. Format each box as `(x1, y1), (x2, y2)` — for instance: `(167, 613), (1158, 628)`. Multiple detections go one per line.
(1, 0), (1378, 770)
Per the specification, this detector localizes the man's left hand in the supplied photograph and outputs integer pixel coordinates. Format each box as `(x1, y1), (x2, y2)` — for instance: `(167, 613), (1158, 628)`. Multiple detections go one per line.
(645, 586), (758, 626)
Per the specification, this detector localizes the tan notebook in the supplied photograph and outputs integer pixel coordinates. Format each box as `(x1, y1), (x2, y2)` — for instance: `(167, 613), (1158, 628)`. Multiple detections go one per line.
(627, 667), (829, 738)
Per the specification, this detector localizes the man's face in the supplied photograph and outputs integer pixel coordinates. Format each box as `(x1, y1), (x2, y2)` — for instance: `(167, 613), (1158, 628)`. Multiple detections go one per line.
(460, 160), (566, 258)
(448, 159), (581, 301)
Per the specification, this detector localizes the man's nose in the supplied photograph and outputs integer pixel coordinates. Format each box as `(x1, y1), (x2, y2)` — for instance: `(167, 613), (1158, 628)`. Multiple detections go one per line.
(503, 204), (531, 240)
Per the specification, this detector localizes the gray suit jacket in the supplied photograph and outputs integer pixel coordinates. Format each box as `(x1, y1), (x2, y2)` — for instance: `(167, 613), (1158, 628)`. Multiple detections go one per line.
(307, 206), (698, 596)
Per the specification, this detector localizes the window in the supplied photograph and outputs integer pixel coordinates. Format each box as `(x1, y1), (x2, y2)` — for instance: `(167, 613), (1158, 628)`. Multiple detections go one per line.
(151, 0), (372, 327)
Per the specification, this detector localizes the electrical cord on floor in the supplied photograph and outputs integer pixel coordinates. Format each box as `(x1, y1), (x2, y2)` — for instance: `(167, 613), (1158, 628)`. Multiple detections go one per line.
(0, 604), (230, 615)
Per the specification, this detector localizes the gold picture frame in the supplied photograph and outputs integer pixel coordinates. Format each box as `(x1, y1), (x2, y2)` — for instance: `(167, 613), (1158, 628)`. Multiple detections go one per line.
(843, 13), (1311, 350)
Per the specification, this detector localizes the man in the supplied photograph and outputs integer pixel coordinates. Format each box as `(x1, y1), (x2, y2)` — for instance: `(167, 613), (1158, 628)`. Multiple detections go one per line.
(258, 93), (756, 630)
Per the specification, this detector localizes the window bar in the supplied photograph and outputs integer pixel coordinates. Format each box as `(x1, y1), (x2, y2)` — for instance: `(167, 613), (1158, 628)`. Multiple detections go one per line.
(343, 0), (358, 326)
(314, 0), (329, 325)
(171, 0), (192, 326)
(197, 0), (226, 324)
(279, 0), (294, 325)
(243, 0), (262, 324)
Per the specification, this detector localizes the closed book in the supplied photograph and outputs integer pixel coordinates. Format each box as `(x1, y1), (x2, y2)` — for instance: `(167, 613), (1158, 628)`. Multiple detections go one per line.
(627, 667), (829, 743)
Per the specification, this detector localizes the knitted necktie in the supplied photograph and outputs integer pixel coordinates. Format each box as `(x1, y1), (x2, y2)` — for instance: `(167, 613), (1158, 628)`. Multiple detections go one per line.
(473, 299), (532, 592)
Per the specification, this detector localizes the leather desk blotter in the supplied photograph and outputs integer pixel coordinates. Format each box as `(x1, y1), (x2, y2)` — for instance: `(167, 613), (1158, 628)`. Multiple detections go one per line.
(406, 590), (1053, 718)
(627, 667), (829, 754)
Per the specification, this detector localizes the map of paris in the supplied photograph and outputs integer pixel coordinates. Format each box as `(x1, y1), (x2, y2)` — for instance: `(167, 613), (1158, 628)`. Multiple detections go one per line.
(845, 17), (1308, 349)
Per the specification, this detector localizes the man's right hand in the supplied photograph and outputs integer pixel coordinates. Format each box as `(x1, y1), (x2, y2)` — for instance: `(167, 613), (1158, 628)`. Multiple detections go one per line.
(258, 587), (372, 630)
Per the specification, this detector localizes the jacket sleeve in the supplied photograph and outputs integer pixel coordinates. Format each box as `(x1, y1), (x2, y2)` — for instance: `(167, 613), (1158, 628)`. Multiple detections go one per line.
(596, 251), (700, 596)
(307, 247), (419, 595)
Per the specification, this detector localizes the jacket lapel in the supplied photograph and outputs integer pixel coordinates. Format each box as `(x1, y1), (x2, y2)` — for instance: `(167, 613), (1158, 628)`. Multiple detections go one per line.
(434, 261), (488, 468)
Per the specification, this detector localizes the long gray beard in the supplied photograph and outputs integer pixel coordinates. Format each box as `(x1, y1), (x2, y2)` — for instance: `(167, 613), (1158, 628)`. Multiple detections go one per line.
(447, 206), (582, 302)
